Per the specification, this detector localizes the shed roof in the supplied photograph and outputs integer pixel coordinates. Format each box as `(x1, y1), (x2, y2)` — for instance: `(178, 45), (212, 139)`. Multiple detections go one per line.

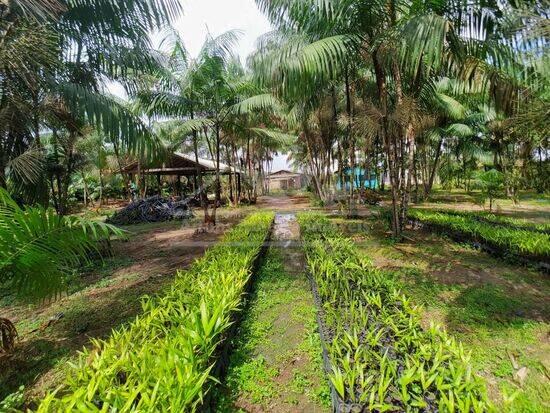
(120, 152), (242, 176)
(268, 169), (301, 177)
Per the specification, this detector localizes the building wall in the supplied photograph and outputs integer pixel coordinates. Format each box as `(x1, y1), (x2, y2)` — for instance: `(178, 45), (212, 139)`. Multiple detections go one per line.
(335, 168), (379, 191)
(267, 174), (304, 191)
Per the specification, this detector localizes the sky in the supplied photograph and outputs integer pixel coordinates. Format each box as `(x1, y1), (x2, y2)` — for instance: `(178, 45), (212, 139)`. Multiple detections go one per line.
(174, 0), (271, 65)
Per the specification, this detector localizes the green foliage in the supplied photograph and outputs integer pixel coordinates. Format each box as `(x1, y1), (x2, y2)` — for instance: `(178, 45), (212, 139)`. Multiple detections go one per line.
(0, 189), (123, 301)
(0, 386), (25, 413)
(422, 208), (550, 234)
(409, 209), (550, 259)
(218, 247), (330, 411)
(475, 169), (504, 211)
(36, 212), (274, 412)
(297, 212), (491, 412)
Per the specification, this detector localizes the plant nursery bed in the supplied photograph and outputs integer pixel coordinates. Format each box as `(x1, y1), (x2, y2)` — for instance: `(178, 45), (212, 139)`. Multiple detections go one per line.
(35, 212), (275, 412)
(410, 220), (550, 274)
(298, 212), (491, 412)
(201, 218), (275, 411)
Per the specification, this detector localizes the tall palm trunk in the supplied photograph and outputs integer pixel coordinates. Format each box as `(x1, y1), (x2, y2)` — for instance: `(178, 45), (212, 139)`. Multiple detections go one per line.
(425, 135), (444, 197)
(191, 110), (209, 224)
(373, 50), (400, 238)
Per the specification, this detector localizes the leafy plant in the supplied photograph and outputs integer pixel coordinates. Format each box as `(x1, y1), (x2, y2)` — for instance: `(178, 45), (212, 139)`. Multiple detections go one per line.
(298, 212), (491, 412)
(475, 169), (504, 212)
(0, 188), (123, 301)
(0, 386), (25, 413)
(409, 209), (550, 259)
(417, 208), (550, 234)
(36, 212), (274, 412)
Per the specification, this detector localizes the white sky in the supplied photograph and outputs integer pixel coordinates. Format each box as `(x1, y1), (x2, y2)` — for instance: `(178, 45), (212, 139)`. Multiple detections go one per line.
(174, 0), (271, 66)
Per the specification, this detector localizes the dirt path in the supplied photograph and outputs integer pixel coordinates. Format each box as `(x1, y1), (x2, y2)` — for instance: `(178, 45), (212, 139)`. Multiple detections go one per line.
(217, 214), (330, 412)
(0, 217), (239, 404)
(257, 195), (312, 212)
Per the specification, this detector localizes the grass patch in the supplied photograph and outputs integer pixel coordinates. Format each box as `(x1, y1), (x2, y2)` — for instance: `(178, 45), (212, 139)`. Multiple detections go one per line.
(217, 248), (330, 412)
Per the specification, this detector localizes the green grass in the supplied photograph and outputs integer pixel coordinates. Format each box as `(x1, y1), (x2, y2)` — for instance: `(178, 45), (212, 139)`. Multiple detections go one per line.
(216, 248), (330, 412)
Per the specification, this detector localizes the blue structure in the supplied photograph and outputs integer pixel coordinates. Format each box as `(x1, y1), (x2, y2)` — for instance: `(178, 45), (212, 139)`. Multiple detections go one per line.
(336, 167), (379, 191)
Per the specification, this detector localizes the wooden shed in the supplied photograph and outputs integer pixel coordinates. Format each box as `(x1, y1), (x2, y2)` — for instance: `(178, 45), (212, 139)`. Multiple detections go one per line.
(120, 152), (242, 198)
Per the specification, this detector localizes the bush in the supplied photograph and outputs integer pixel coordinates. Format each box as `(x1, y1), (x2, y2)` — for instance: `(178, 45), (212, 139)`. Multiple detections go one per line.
(37, 212), (274, 412)
(298, 213), (491, 412)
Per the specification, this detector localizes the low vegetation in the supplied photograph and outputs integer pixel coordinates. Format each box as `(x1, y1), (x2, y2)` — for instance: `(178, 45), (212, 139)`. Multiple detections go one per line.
(217, 248), (330, 411)
(409, 209), (550, 261)
(416, 208), (550, 234)
(298, 212), (491, 412)
(337, 212), (550, 412)
(36, 212), (274, 412)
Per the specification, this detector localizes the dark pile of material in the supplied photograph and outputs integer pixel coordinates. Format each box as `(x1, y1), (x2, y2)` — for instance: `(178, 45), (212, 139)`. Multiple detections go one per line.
(107, 196), (193, 225)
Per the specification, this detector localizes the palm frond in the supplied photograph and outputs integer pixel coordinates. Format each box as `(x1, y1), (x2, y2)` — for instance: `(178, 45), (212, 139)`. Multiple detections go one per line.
(231, 93), (284, 114)
(0, 188), (123, 301)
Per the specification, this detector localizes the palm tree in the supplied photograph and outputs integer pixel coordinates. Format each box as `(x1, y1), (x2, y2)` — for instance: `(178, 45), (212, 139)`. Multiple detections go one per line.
(0, 188), (122, 352)
(137, 29), (295, 223)
(253, 0), (544, 238)
(0, 0), (182, 210)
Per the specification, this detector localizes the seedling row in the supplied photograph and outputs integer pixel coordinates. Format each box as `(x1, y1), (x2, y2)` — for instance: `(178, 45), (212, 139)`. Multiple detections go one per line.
(37, 212), (275, 412)
(298, 212), (491, 412)
(409, 209), (550, 267)
(415, 208), (550, 234)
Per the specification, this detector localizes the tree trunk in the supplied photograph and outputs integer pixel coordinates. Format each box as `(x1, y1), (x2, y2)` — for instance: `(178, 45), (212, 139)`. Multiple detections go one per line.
(373, 50), (400, 238)
(425, 136), (443, 198)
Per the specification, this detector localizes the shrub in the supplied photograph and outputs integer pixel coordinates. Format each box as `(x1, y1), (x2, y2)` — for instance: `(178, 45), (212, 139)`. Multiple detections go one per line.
(37, 212), (274, 412)
(298, 213), (491, 412)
